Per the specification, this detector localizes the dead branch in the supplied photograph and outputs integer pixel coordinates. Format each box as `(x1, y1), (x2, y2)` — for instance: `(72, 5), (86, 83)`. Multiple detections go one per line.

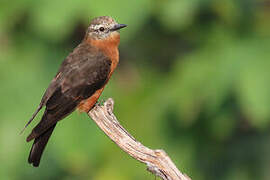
(88, 98), (191, 180)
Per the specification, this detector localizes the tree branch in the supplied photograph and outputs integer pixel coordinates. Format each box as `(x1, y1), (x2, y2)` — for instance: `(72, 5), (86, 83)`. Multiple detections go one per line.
(88, 98), (191, 180)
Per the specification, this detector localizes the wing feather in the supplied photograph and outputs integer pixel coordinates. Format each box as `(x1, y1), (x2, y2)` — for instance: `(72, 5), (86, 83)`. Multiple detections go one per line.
(26, 43), (111, 141)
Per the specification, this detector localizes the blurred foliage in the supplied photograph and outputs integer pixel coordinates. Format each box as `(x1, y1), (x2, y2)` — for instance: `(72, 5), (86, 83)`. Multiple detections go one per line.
(0, 0), (270, 179)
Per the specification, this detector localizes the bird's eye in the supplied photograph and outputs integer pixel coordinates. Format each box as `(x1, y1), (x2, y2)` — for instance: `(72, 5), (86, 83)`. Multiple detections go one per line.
(99, 27), (105, 32)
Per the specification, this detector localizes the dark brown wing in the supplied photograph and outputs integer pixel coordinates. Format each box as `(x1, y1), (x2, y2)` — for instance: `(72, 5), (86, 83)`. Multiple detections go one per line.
(26, 42), (111, 142)
(41, 42), (111, 104)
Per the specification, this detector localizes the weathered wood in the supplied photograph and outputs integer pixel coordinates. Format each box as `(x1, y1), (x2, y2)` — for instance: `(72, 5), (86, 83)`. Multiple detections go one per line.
(88, 98), (191, 180)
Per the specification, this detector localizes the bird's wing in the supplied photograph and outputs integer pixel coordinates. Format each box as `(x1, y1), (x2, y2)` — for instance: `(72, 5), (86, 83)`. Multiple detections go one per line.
(26, 43), (111, 141)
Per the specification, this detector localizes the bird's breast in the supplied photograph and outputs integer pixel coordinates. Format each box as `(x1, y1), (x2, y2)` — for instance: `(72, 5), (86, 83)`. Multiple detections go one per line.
(77, 34), (120, 112)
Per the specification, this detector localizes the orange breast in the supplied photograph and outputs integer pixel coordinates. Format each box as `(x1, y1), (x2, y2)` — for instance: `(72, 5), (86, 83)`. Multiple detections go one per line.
(77, 33), (120, 112)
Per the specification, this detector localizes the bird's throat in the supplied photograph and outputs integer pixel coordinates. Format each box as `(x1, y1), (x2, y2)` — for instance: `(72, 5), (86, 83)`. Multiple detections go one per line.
(86, 33), (120, 55)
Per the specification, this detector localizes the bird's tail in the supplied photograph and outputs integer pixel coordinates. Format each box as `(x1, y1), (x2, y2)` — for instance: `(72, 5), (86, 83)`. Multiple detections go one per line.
(20, 104), (43, 135)
(28, 123), (56, 167)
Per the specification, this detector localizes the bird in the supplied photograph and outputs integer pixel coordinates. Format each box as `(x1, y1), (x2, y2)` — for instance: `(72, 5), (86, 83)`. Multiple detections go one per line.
(22, 16), (127, 167)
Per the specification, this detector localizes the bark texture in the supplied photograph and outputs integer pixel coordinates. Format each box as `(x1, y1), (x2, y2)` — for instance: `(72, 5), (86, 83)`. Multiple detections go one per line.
(88, 98), (191, 180)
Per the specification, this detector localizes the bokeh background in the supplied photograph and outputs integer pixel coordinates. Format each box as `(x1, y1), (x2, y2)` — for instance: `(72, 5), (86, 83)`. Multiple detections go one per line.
(1, 0), (270, 179)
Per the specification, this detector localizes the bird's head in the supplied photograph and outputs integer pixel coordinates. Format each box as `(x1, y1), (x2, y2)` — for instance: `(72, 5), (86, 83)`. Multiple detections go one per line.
(86, 16), (127, 41)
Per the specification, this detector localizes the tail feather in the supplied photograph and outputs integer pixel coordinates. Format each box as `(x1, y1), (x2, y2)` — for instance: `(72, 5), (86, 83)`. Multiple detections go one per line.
(26, 109), (53, 142)
(28, 124), (56, 167)
(20, 104), (43, 135)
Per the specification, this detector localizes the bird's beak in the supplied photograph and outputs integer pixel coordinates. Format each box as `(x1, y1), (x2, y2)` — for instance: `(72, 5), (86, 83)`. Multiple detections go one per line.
(111, 24), (127, 31)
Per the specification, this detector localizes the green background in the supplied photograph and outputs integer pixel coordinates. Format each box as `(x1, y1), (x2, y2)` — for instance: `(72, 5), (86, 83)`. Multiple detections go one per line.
(1, 0), (270, 179)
